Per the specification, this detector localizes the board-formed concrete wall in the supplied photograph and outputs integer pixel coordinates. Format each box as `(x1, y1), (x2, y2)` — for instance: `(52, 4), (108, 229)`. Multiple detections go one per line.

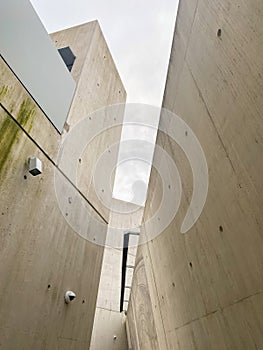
(0, 21), (126, 349)
(127, 0), (263, 349)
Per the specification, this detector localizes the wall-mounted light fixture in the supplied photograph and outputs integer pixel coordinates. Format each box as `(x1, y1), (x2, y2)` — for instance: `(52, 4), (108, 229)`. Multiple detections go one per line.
(28, 157), (42, 176)
(64, 291), (76, 304)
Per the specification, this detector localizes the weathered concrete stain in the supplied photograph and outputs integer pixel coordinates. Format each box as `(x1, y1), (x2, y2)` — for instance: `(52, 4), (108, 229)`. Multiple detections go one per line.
(0, 21), (126, 350)
(0, 85), (8, 101)
(0, 98), (36, 175)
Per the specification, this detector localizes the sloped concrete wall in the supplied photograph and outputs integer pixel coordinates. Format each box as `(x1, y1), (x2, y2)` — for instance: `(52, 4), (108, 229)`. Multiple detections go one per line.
(0, 20), (125, 349)
(0, 104), (105, 349)
(127, 0), (263, 349)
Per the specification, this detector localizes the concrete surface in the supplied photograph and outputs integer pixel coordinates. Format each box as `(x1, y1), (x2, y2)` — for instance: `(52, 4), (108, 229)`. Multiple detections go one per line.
(90, 308), (128, 350)
(0, 104), (105, 349)
(127, 0), (263, 349)
(51, 22), (126, 222)
(90, 200), (143, 350)
(0, 20), (125, 350)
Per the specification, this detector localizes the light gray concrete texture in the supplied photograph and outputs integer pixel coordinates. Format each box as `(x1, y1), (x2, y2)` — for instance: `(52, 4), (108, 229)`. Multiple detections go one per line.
(0, 19), (126, 350)
(127, 0), (263, 349)
(90, 200), (143, 350)
(51, 22), (126, 223)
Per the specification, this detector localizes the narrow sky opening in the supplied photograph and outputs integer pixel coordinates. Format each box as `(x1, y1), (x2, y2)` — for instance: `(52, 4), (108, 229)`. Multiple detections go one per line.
(30, 0), (179, 207)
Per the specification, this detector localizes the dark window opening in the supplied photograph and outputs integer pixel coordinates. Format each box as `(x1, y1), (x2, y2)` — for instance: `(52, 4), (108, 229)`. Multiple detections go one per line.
(120, 231), (140, 313)
(58, 46), (76, 72)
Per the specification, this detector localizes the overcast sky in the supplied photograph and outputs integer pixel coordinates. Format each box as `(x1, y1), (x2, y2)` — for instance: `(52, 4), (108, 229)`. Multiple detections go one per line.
(30, 0), (179, 205)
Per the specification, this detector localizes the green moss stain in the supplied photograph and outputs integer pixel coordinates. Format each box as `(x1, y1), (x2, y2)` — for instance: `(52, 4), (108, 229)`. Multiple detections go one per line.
(16, 98), (36, 133)
(0, 98), (36, 175)
(0, 85), (8, 102)
(9, 102), (15, 115)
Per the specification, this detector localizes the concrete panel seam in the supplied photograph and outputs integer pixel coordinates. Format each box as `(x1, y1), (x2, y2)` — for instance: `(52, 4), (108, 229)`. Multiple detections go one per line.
(144, 243), (169, 350)
(96, 306), (123, 313)
(167, 0), (200, 97)
(170, 288), (263, 332)
(0, 102), (108, 224)
(182, 0), (200, 68)
(185, 60), (236, 173)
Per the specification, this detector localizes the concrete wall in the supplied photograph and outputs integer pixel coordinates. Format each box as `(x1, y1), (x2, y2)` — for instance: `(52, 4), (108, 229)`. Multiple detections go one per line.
(127, 0), (263, 349)
(90, 200), (143, 350)
(126, 247), (160, 350)
(51, 22), (126, 222)
(0, 21), (125, 349)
